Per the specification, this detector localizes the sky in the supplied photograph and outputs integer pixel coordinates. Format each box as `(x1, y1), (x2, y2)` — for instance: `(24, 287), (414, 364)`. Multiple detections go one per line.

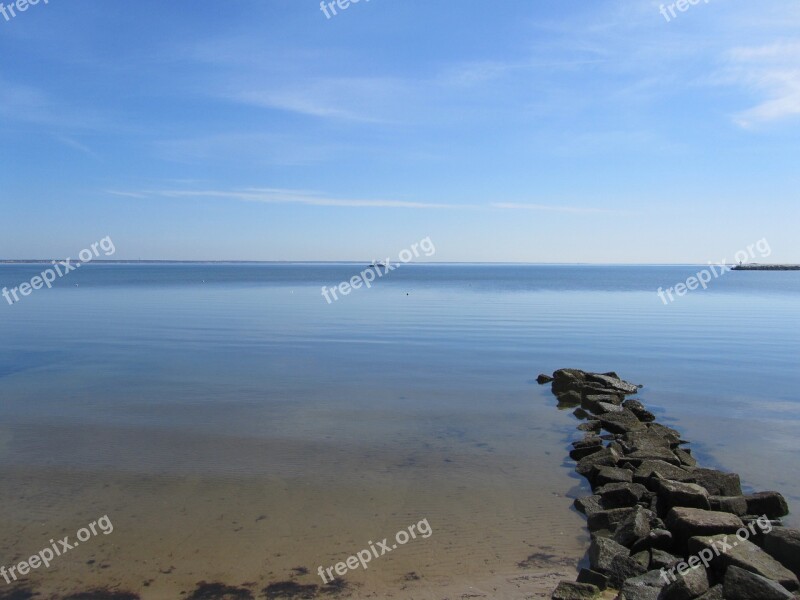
(1, 0), (799, 262)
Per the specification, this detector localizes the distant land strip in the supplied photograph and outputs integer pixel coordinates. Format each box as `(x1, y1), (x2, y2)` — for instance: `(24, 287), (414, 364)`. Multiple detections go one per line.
(731, 264), (800, 271)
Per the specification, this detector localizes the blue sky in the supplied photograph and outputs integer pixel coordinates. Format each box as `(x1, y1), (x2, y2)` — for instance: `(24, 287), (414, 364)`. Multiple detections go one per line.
(1, 0), (799, 262)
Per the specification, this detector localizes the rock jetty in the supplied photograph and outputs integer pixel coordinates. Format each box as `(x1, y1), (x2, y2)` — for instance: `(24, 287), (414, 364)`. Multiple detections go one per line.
(541, 368), (799, 600)
(731, 265), (800, 271)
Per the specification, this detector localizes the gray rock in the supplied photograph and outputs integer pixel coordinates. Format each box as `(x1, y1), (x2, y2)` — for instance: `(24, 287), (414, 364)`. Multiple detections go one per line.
(614, 505), (653, 548)
(673, 448), (697, 467)
(651, 549), (681, 569)
(589, 536), (629, 572)
(551, 580), (600, 600)
(573, 407), (590, 420)
(657, 480), (711, 511)
(576, 446), (620, 477)
(623, 399), (656, 422)
(596, 401), (625, 414)
(687, 469), (742, 497)
(665, 508), (744, 547)
(588, 507), (636, 532)
(595, 466), (634, 486)
(596, 482), (648, 509)
(552, 369), (587, 395)
(657, 564), (709, 600)
(631, 528), (674, 554)
(694, 585), (724, 600)
(723, 565), (794, 600)
(626, 448), (683, 466)
(608, 553), (649, 587)
(557, 390), (583, 407)
(575, 495), (604, 518)
(598, 410), (648, 434)
(744, 492), (790, 519)
(619, 570), (667, 600)
(583, 394), (623, 412)
(570, 442), (604, 461)
(709, 495), (748, 517)
(576, 568), (608, 590)
(634, 461), (694, 486)
(762, 527), (800, 578)
(537, 373), (554, 384)
(578, 420), (602, 432)
(687, 534), (799, 591)
(645, 423), (682, 444)
(584, 372), (640, 394)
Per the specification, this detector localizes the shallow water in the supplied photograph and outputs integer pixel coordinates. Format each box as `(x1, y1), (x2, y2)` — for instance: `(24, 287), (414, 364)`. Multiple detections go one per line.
(1, 264), (798, 598)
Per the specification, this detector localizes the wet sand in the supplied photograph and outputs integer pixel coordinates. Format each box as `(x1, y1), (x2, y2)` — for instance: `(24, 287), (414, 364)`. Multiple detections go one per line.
(0, 409), (588, 600)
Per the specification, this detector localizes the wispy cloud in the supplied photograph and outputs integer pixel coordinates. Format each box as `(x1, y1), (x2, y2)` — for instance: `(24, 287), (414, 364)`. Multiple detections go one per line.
(723, 41), (800, 128)
(491, 202), (623, 215)
(117, 188), (472, 210)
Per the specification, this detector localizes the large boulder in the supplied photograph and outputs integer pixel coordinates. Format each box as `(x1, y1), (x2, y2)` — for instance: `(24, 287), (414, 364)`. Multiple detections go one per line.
(598, 410), (648, 434)
(623, 399), (656, 422)
(551, 580), (600, 600)
(744, 492), (790, 519)
(596, 482), (648, 509)
(625, 448), (683, 466)
(687, 469), (742, 497)
(552, 369), (587, 394)
(570, 436), (604, 461)
(657, 564), (709, 600)
(583, 394), (624, 412)
(618, 573), (664, 600)
(595, 466), (634, 486)
(576, 446), (620, 477)
(614, 505), (653, 548)
(634, 461), (694, 486)
(708, 495), (748, 517)
(589, 536), (629, 572)
(608, 553), (648, 587)
(575, 495), (604, 518)
(687, 534), (799, 591)
(576, 568), (608, 590)
(588, 507), (636, 532)
(762, 527), (800, 577)
(723, 565), (794, 600)
(694, 585), (724, 600)
(665, 508), (743, 548)
(656, 480), (711, 511)
(584, 372), (640, 394)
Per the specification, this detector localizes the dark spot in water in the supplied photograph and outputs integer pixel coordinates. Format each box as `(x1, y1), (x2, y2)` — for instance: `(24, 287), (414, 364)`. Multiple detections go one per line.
(0, 586), (35, 600)
(291, 567), (309, 576)
(262, 582), (317, 599)
(320, 579), (348, 595)
(517, 552), (574, 569)
(186, 582), (254, 600)
(403, 572), (421, 581)
(261, 580), (348, 599)
(61, 591), (140, 600)
(255, 515), (267, 522)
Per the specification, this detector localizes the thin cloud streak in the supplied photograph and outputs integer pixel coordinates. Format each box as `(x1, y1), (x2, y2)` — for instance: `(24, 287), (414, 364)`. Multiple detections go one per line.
(491, 202), (623, 215)
(126, 188), (475, 210)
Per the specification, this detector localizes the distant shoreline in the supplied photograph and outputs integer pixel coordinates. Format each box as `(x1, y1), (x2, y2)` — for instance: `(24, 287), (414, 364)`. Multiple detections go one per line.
(731, 264), (800, 271)
(2, 261), (798, 267)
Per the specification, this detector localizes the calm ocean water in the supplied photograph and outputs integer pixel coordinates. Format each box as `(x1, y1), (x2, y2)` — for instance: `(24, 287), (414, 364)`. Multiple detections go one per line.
(0, 263), (798, 597)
